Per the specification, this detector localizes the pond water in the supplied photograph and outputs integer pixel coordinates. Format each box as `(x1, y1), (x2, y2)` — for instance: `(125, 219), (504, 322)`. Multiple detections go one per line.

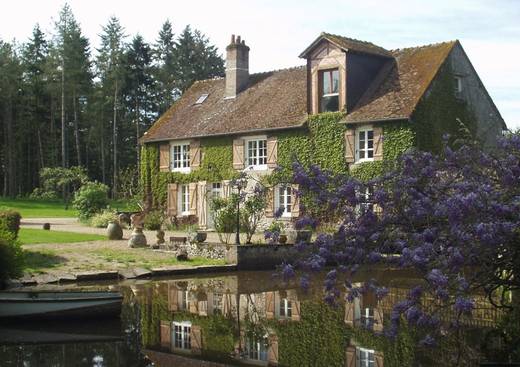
(0, 269), (508, 367)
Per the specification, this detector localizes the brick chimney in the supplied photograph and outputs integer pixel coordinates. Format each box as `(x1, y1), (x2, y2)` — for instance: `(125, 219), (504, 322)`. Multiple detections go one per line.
(225, 34), (250, 99)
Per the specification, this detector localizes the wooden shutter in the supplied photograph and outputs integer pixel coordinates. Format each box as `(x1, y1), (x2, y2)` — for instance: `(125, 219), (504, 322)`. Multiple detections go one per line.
(189, 183), (198, 215)
(373, 126), (383, 160)
(168, 285), (179, 311)
(291, 184), (300, 218)
(375, 352), (384, 367)
(265, 187), (274, 218)
(167, 183), (178, 217)
(266, 292), (275, 319)
(291, 300), (301, 321)
(222, 180), (231, 198)
(267, 136), (278, 169)
(160, 143), (170, 172)
(344, 128), (355, 164)
(233, 138), (245, 169)
(345, 301), (355, 326)
(190, 140), (201, 169)
(345, 346), (356, 367)
(373, 308), (384, 332)
(267, 334), (279, 365)
(190, 325), (202, 354)
(160, 321), (171, 349)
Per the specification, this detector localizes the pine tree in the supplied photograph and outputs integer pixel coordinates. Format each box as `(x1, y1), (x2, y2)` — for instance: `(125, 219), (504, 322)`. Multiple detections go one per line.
(153, 20), (178, 114)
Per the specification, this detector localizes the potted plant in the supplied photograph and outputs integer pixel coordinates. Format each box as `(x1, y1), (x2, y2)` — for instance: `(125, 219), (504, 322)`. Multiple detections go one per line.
(266, 221), (287, 244)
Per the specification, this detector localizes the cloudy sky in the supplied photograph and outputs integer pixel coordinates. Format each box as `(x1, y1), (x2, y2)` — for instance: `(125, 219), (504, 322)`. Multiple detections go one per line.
(1, 0), (519, 128)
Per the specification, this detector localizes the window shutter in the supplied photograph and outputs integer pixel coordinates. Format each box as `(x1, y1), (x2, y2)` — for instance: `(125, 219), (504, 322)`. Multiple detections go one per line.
(374, 308), (384, 332)
(265, 188), (274, 218)
(232, 138), (245, 169)
(344, 129), (355, 163)
(345, 301), (355, 325)
(167, 183), (178, 217)
(375, 352), (384, 367)
(168, 285), (179, 311)
(222, 180), (231, 198)
(373, 126), (383, 160)
(291, 300), (301, 321)
(160, 143), (170, 172)
(189, 183), (198, 216)
(266, 292), (275, 319)
(190, 325), (202, 354)
(160, 321), (171, 349)
(267, 334), (279, 365)
(291, 184), (300, 218)
(190, 140), (201, 169)
(345, 346), (356, 367)
(266, 136), (278, 169)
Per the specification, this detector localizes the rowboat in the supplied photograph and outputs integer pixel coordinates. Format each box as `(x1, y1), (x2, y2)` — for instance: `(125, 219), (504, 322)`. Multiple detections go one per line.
(0, 291), (123, 320)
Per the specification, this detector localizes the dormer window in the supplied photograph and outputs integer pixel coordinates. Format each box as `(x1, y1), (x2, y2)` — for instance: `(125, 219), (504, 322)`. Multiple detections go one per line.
(320, 69), (340, 112)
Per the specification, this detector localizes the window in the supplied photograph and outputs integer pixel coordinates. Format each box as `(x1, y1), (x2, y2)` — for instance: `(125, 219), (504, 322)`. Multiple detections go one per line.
(179, 184), (190, 215)
(356, 128), (374, 162)
(194, 93), (209, 105)
(279, 298), (292, 318)
(275, 185), (292, 217)
(454, 76), (462, 94)
(211, 183), (221, 199)
(320, 69), (340, 112)
(171, 142), (190, 172)
(246, 336), (268, 361)
(173, 322), (191, 350)
(178, 290), (190, 311)
(356, 347), (375, 367)
(212, 293), (223, 315)
(246, 138), (267, 169)
(360, 307), (374, 328)
(358, 187), (374, 215)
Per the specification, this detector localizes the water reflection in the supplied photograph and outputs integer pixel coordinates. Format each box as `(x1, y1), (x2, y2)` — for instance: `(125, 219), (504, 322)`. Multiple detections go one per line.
(0, 269), (510, 366)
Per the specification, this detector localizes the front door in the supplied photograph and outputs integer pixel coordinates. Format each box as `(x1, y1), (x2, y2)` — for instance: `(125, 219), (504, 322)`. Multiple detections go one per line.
(206, 183), (222, 229)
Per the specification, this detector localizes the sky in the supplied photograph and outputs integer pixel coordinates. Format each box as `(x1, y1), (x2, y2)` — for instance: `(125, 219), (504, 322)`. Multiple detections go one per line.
(1, 0), (519, 128)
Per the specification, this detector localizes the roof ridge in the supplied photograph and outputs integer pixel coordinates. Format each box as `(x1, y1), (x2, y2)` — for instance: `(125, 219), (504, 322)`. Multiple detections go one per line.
(322, 32), (389, 50)
(390, 40), (458, 53)
(192, 65), (306, 85)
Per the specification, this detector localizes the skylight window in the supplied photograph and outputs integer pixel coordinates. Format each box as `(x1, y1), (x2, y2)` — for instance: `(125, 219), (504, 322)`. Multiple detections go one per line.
(195, 94), (209, 105)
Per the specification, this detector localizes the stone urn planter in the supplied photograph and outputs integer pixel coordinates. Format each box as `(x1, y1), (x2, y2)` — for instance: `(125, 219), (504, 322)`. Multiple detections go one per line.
(195, 231), (207, 243)
(296, 229), (312, 243)
(128, 228), (147, 248)
(107, 221), (123, 240)
(156, 229), (165, 245)
(279, 234), (288, 244)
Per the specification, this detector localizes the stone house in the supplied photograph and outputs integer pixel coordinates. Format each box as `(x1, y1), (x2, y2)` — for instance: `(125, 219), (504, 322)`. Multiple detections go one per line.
(140, 32), (505, 230)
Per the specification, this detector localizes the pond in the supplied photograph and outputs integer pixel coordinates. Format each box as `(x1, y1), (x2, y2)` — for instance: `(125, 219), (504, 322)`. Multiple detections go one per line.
(0, 269), (509, 366)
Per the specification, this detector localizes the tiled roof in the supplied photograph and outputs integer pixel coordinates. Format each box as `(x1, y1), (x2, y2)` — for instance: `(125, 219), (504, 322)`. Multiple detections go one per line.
(141, 66), (308, 143)
(142, 39), (458, 142)
(299, 32), (393, 59)
(343, 41), (457, 123)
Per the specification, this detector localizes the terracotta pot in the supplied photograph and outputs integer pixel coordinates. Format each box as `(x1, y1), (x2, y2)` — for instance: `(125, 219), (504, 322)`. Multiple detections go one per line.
(107, 221), (123, 240)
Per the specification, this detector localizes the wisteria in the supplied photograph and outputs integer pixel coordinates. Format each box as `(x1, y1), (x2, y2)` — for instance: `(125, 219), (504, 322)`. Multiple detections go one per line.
(284, 134), (520, 344)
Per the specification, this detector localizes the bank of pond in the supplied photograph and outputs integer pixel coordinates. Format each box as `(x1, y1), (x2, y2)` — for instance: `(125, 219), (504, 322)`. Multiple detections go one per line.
(0, 269), (515, 367)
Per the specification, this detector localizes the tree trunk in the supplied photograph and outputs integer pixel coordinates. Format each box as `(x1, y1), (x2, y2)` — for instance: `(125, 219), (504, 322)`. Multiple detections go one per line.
(37, 127), (44, 171)
(100, 108), (106, 184)
(112, 79), (118, 198)
(5, 95), (16, 197)
(136, 98), (140, 166)
(61, 60), (66, 168)
(73, 87), (81, 166)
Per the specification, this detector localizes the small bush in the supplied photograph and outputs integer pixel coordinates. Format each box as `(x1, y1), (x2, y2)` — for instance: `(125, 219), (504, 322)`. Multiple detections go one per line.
(0, 209), (22, 239)
(90, 209), (119, 228)
(72, 181), (109, 220)
(29, 188), (58, 200)
(144, 210), (164, 230)
(0, 230), (24, 285)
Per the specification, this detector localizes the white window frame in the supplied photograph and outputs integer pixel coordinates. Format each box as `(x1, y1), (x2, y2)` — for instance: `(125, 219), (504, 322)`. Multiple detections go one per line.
(245, 335), (268, 362)
(171, 141), (191, 173)
(360, 307), (374, 328)
(178, 184), (190, 216)
(244, 136), (268, 170)
(279, 298), (292, 319)
(356, 347), (375, 367)
(275, 185), (292, 218)
(356, 187), (374, 215)
(355, 127), (374, 163)
(454, 75), (463, 94)
(172, 321), (192, 350)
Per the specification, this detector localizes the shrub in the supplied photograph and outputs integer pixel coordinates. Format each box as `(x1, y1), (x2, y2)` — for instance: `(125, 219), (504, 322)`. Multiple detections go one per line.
(0, 230), (23, 285)
(210, 196), (238, 244)
(90, 209), (119, 228)
(0, 209), (22, 239)
(72, 181), (109, 220)
(29, 187), (58, 200)
(144, 210), (164, 230)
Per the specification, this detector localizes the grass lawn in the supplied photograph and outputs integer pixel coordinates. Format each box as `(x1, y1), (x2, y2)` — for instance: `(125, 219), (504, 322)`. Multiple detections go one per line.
(19, 228), (106, 245)
(0, 197), (135, 218)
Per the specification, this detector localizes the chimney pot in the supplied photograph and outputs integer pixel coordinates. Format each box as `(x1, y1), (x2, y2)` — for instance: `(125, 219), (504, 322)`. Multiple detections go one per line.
(231, 34), (235, 44)
(236, 35), (241, 43)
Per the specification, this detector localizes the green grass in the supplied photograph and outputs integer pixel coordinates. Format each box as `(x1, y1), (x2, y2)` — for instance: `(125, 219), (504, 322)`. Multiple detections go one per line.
(0, 197), (135, 218)
(19, 228), (106, 245)
(23, 249), (65, 274)
(93, 248), (225, 269)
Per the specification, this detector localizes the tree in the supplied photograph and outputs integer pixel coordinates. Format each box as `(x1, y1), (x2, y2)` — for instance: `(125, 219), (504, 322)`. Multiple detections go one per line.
(284, 135), (520, 357)
(153, 20), (178, 114)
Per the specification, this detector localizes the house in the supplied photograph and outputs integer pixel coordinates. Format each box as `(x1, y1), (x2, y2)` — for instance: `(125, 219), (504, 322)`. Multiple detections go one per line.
(140, 32), (505, 229)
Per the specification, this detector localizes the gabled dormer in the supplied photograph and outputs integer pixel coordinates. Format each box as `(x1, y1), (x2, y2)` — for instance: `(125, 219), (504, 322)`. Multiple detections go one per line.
(299, 32), (393, 115)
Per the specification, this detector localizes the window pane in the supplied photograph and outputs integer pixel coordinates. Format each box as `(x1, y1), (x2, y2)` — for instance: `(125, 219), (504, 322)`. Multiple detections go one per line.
(321, 95), (339, 112)
(322, 70), (330, 95)
(331, 69), (339, 93)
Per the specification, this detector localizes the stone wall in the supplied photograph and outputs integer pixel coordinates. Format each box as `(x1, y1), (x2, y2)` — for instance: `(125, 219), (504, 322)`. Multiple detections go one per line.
(185, 242), (228, 260)
(226, 244), (300, 270)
